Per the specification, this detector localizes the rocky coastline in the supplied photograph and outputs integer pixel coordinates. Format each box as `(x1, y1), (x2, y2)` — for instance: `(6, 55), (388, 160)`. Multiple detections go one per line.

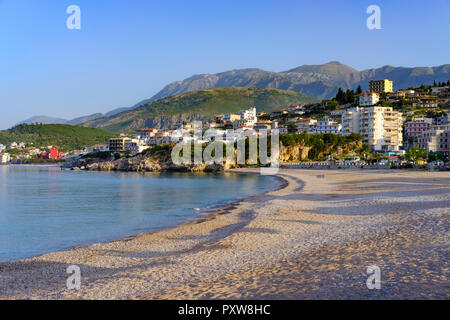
(65, 154), (230, 173)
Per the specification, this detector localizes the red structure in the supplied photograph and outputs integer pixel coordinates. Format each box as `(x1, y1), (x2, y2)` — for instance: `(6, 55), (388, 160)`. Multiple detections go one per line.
(39, 146), (64, 159)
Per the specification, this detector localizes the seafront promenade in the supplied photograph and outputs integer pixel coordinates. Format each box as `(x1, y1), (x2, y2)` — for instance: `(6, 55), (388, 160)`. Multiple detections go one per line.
(282, 162), (449, 170)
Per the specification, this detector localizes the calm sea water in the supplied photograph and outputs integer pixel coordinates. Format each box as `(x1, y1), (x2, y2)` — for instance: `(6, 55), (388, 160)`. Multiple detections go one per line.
(0, 165), (279, 262)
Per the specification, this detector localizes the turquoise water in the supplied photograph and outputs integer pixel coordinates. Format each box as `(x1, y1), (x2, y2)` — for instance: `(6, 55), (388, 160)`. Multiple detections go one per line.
(0, 165), (279, 262)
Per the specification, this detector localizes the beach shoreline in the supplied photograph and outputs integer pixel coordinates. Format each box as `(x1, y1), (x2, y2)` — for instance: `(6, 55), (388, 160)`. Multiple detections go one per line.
(0, 163), (64, 167)
(1, 168), (449, 299)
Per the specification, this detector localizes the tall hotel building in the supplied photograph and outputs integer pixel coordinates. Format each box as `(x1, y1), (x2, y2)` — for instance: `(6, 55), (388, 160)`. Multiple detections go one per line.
(369, 79), (394, 93)
(342, 106), (403, 151)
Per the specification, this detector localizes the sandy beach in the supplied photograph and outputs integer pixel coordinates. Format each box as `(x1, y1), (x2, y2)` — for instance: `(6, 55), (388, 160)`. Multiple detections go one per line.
(0, 168), (449, 300)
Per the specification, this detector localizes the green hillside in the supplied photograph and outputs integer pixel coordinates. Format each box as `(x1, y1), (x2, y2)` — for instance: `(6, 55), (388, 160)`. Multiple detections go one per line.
(0, 124), (115, 152)
(84, 87), (318, 133)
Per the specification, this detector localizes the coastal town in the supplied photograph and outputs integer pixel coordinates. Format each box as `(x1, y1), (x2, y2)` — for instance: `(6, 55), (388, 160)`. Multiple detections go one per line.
(2, 0), (450, 304)
(1, 79), (449, 168)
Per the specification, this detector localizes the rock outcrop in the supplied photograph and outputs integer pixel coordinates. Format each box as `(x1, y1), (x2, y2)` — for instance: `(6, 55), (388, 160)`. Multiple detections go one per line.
(69, 153), (230, 173)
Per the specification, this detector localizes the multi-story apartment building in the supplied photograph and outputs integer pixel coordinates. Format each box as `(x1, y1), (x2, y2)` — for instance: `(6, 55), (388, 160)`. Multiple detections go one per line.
(359, 92), (380, 106)
(240, 107), (257, 121)
(109, 137), (131, 153)
(222, 113), (241, 124)
(369, 79), (393, 93)
(342, 107), (403, 151)
(124, 139), (139, 155)
(437, 113), (450, 125)
(404, 118), (433, 137)
(136, 128), (158, 140)
(232, 119), (251, 129)
(330, 109), (346, 122)
(148, 132), (172, 146)
(232, 107), (258, 129)
(308, 118), (341, 134)
(295, 118), (317, 133)
(431, 86), (449, 95)
(386, 91), (406, 101)
(270, 110), (289, 119)
(253, 121), (272, 132)
(0, 153), (10, 164)
(416, 125), (450, 155)
(203, 121), (220, 130)
(341, 108), (361, 135)
(411, 97), (439, 109)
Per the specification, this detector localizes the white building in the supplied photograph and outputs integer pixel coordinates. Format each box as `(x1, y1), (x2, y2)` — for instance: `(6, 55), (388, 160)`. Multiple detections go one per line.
(203, 121), (220, 130)
(342, 106), (403, 151)
(125, 138), (151, 155)
(253, 121), (272, 132)
(308, 118), (341, 134)
(148, 132), (172, 147)
(222, 113), (240, 124)
(84, 144), (109, 153)
(0, 153), (10, 164)
(416, 125), (450, 155)
(431, 86), (449, 95)
(437, 113), (450, 125)
(136, 128), (158, 140)
(233, 107), (257, 128)
(404, 118), (433, 138)
(0, 144), (5, 152)
(359, 92), (380, 106)
(240, 107), (257, 121)
(295, 118), (317, 133)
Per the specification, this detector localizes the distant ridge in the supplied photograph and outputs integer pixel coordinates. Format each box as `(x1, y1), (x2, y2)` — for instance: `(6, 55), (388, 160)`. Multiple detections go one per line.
(17, 115), (68, 126)
(17, 113), (104, 128)
(65, 113), (104, 125)
(149, 61), (450, 101)
(18, 61), (450, 129)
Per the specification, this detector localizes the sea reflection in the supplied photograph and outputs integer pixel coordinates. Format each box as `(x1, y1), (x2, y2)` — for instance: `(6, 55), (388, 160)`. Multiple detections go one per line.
(0, 165), (278, 262)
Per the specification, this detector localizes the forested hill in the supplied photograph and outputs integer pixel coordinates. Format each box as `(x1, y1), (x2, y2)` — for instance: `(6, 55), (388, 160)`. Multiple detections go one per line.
(83, 87), (318, 133)
(0, 124), (115, 152)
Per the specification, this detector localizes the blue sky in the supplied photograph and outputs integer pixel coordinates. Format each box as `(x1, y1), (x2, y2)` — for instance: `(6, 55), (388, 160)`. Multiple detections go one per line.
(0, 0), (449, 129)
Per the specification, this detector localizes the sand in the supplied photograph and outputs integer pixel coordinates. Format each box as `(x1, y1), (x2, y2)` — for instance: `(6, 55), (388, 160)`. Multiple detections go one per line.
(0, 169), (448, 300)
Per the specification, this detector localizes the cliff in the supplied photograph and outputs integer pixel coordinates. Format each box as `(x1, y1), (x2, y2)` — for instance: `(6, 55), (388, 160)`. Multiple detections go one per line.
(68, 133), (364, 172)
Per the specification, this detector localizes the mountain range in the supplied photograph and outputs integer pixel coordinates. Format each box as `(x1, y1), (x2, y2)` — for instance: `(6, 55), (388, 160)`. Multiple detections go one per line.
(18, 113), (104, 126)
(18, 61), (450, 129)
(149, 61), (450, 102)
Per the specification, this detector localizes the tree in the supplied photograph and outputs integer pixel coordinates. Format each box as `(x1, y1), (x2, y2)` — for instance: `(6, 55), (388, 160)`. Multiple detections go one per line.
(345, 89), (354, 104)
(405, 146), (427, 162)
(356, 85), (362, 94)
(327, 100), (338, 109)
(335, 88), (345, 104)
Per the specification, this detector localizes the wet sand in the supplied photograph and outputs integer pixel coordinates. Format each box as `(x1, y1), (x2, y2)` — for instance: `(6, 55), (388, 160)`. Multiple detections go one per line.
(0, 169), (449, 299)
